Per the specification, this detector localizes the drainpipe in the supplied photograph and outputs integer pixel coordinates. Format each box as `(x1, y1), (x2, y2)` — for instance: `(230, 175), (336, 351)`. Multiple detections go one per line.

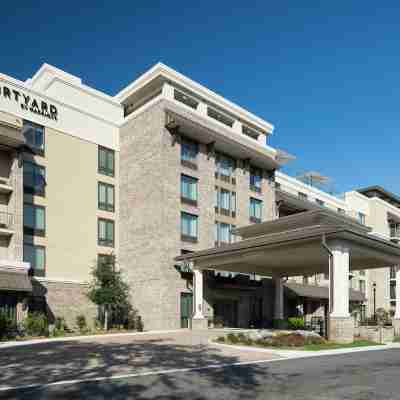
(321, 234), (333, 314)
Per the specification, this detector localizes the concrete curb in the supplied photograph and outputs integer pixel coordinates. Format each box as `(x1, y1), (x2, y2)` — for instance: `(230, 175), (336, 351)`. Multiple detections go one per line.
(0, 329), (185, 349)
(212, 341), (400, 360)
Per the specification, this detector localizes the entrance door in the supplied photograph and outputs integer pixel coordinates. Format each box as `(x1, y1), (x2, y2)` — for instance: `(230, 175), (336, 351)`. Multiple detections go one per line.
(180, 292), (193, 328)
(214, 300), (238, 327)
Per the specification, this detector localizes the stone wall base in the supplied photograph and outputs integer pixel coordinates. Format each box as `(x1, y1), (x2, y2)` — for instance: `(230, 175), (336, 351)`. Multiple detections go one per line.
(328, 317), (354, 343)
(32, 279), (97, 330)
(191, 318), (208, 330)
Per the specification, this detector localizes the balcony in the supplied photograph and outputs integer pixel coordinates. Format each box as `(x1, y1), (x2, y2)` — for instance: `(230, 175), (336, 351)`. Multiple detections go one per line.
(0, 212), (14, 236)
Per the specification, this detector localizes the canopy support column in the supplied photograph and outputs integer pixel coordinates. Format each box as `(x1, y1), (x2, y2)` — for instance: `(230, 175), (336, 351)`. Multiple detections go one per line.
(192, 268), (208, 330)
(393, 266), (400, 335)
(328, 242), (354, 343)
(273, 275), (285, 328)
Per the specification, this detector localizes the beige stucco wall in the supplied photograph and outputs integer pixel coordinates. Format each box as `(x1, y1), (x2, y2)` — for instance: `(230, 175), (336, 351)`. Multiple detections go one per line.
(23, 127), (118, 283)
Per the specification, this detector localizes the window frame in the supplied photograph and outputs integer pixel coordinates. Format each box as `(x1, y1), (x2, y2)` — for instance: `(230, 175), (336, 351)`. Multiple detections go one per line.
(23, 203), (46, 237)
(181, 174), (198, 206)
(23, 243), (46, 277)
(23, 161), (46, 197)
(23, 120), (45, 156)
(180, 137), (199, 169)
(98, 182), (115, 212)
(181, 212), (198, 242)
(98, 146), (115, 177)
(98, 218), (115, 247)
(249, 197), (262, 223)
(250, 166), (262, 193)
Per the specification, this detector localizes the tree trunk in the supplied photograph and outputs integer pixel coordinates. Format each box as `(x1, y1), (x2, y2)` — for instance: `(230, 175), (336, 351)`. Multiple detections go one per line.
(104, 307), (108, 330)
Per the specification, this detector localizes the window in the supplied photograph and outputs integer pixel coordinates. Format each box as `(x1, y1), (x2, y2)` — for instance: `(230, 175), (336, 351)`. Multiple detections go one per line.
(215, 222), (235, 246)
(216, 154), (236, 180)
(23, 120), (45, 155)
(390, 266), (396, 280)
(359, 269), (366, 276)
(250, 167), (262, 193)
(181, 212), (198, 242)
(315, 199), (325, 207)
(250, 198), (262, 223)
(23, 244), (45, 276)
(359, 280), (366, 294)
(98, 146), (115, 177)
(98, 218), (114, 247)
(181, 137), (198, 168)
(358, 212), (366, 225)
(23, 162), (46, 196)
(216, 188), (236, 216)
(298, 192), (308, 200)
(207, 107), (234, 127)
(24, 204), (45, 236)
(390, 281), (396, 300)
(98, 182), (114, 212)
(174, 89), (199, 109)
(181, 175), (198, 204)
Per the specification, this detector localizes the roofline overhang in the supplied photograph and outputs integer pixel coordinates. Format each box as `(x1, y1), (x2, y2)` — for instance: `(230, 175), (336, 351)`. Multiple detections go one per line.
(115, 62), (274, 134)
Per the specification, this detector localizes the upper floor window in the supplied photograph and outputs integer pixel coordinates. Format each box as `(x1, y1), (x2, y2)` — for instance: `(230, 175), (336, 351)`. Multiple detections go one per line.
(216, 188), (236, 217)
(23, 121), (45, 155)
(23, 243), (45, 277)
(250, 167), (262, 193)
(181, 212), (198, 242)
(358, 212), (366, 225)
(98, 182), (115, 212)
(298, 192), (308, 201)
(181, 175), (198, 205)
(23, 162), (46, 196)
(359, 280), (366, 294)
(250, 198), (262, 223)
(216, 154), (236, 179)
(315, 199), (325, 207)
(98, 218), (114, 247)
(391, 281), (396, 300)
(390, 266), (396, 280)
(98, 146), (115, 177)
(24, 204), (45, 236)
(215, 222), (236, 246)
(181, 137), (198, 169)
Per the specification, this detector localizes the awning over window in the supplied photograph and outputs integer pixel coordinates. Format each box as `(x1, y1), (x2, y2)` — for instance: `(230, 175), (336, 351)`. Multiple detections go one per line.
(284, 282), (366, 302)
(0, 271), (32, 292)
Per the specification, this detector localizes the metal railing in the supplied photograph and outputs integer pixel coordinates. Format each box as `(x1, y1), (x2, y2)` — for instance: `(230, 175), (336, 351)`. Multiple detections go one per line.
(0, 212), (13, 229)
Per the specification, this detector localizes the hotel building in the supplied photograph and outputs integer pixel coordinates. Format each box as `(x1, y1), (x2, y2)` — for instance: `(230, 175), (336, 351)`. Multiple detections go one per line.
(0, 62), (399, 337)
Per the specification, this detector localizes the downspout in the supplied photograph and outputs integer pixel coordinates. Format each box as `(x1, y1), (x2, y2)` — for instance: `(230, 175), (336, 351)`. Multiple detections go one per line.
(321, 234), (333, 314)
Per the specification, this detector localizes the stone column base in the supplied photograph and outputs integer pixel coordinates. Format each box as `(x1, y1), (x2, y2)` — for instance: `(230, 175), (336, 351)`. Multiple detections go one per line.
(392, 319), (400, 336)
(328, 317), (354, 343)
(191, 318), (208, 330)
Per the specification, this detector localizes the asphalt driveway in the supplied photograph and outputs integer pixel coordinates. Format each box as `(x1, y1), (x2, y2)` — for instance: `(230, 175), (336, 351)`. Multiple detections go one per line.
(0, 330), (277, 392)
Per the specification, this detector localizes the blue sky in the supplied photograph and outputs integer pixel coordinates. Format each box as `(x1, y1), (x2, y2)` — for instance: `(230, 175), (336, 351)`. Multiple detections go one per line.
(1, 1), (399, 195)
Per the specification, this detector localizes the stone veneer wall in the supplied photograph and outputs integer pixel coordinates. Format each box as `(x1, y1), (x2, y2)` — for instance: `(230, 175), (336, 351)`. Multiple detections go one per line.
(119, 99), (277, 331)
(32, 279), (97, 329)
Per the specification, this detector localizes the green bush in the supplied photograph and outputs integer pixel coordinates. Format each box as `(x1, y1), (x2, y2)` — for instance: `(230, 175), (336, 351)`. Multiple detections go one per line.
(215, 336), (225, 343)
(23, 312), (48, 337)
(0, 312), (16, 340)
(269, 333), (325, 347)
(226, 333), (240, 344)
(76, 314), (88, 333)
(288, 317), (305, 330)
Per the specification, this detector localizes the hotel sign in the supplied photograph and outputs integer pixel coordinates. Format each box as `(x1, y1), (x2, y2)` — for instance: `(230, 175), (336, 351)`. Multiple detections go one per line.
(0, 84), (58, 121)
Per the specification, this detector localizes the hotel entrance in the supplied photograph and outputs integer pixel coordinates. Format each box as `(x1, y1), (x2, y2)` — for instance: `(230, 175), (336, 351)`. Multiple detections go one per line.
(214, 299), (238, 327)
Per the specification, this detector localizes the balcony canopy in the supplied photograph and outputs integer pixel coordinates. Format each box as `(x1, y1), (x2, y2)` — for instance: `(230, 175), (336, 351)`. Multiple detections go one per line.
(175, 209), (400, 277)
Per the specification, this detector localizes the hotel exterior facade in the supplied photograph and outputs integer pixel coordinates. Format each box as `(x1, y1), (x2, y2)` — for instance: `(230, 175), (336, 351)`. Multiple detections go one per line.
(0, 62), (398, 334)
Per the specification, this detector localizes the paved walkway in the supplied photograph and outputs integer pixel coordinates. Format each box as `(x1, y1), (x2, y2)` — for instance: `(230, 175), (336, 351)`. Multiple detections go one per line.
(0, 329), (278, 391)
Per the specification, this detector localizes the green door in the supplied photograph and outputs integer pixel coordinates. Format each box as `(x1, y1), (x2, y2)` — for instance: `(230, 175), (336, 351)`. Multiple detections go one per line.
(180, 292), (193, 328)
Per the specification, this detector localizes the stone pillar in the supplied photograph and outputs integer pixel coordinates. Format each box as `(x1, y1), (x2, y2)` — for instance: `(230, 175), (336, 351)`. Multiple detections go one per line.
(192, 268), (208, 329)
(273, 275), (284, 328)
(393, 266), (400, 335)
(328, 243), (354, 343)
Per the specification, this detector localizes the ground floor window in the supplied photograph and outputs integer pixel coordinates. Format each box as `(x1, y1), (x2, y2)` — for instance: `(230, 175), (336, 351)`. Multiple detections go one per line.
(0, 293), (17, 323)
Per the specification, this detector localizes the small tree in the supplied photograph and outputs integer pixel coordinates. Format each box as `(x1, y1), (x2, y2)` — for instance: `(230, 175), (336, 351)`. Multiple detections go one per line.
(87, 254), (131, 330)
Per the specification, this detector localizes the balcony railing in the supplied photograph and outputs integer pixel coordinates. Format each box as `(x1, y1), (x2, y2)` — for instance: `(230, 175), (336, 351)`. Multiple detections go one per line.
(0, 212), (13, 230)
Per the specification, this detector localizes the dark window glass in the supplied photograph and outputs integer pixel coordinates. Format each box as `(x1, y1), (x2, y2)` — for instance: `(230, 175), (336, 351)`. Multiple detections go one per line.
(24, 162), (46, 196)
(24, 204), (45, 236)
(98, 146), (115, 177)
(98, 218), (114, 247)
(24, 244), (45, 275)
(98, 182), (114, 212)
(23, 121), (45, 154)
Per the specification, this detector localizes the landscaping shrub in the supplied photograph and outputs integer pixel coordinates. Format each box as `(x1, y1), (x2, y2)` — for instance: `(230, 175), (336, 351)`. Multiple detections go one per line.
(226, 333), (240, 344)
(76, 314), (88, 333)
(288, 317), (305, 330)
(269, 333), (325, 347)
(0, 312), (16, 340)
(215, 336), (226, 343)
(23, 312), (48, 337)
(52, 317), (68, 337)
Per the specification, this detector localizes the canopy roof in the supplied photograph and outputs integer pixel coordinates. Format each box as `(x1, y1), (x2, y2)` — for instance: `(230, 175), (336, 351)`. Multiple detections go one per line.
(176, 210), (400, 276)
(0, 271), (32, 292)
